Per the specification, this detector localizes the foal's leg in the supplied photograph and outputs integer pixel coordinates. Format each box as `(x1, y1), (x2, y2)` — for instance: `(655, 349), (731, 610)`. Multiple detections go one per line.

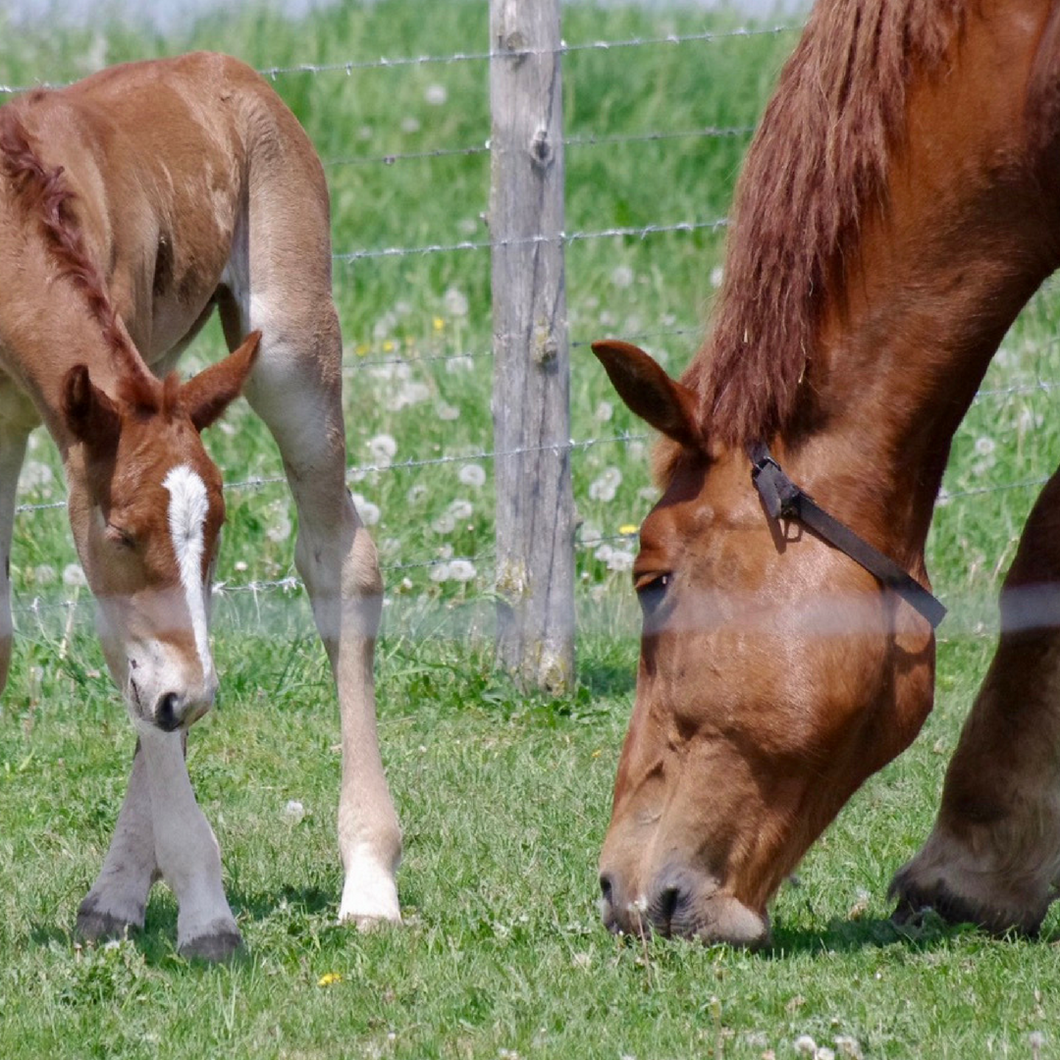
(76, 740), (158, 940)
(237, 305), (401, 924)
(891, 469), (1060, 934)
(0, 411), (30, 692)
(138, 728), (241, 958)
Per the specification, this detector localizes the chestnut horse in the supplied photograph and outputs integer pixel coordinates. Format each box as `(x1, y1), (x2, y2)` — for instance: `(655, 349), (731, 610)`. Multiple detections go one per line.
(594, 0), (1060, 945)
(0, 53), (400, 959)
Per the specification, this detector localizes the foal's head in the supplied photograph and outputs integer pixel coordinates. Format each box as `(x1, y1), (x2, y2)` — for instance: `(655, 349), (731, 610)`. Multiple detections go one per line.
(61, 334), (259, 733)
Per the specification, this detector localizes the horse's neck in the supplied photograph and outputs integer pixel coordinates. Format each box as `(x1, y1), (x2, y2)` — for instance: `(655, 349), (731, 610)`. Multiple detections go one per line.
(0, 208), (127, 446)
(780, 6), (1060, 570)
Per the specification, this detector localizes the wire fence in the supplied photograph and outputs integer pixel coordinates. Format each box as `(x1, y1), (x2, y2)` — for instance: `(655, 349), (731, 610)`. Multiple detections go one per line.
(4, 11), (1060, 644)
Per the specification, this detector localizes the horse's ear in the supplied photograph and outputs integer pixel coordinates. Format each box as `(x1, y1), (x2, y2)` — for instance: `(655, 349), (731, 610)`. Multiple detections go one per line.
(180, 330), (261, 432)
(62, 364), (121, 447)
(591, 340), (703, 449)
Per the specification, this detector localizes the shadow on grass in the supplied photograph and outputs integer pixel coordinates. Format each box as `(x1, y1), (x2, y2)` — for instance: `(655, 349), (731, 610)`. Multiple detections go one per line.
(766, 906), (1055, 957)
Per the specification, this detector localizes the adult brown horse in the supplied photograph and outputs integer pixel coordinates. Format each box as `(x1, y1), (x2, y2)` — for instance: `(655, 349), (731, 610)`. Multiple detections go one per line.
(594, 0), (1060, 946)
(0, 53), (400, 959)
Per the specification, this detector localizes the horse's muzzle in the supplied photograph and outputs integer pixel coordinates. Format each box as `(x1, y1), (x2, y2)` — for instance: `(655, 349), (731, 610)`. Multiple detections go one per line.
(599, 865), (770, 948)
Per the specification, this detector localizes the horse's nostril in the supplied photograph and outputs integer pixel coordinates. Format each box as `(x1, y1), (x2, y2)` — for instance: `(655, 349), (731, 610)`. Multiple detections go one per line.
(653, 886), (680, 937)
(156, 692), (182, 732)
(599, 873), (614, 905)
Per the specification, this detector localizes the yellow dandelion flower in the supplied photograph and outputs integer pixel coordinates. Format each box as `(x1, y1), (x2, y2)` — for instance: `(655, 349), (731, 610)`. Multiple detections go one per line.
(619, 524), (638, 536)
(317, 972), (343, 987)
(382, 340), (396, 353)
(432, 316), (445, 331)
(355, 343), (370, 357)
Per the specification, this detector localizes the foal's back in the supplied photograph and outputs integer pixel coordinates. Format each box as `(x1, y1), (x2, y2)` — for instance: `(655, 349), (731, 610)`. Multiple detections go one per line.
(2, 52), (326, 366)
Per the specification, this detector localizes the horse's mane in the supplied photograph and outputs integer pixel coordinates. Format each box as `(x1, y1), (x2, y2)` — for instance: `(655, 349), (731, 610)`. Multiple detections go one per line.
(0, 101), (163, 412)
(682, 0), (966, 452)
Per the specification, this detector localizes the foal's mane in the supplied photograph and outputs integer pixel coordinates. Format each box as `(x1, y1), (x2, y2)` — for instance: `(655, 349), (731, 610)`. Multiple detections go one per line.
(682, 0), (965, 451)
(0, 102), (162, 411)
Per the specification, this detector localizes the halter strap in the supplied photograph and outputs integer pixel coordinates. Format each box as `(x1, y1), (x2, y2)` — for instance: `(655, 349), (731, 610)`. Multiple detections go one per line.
(748, 442), (946, 630)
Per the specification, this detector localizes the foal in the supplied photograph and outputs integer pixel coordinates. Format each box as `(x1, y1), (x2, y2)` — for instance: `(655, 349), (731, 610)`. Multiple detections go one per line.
(0, 52), (401, 959)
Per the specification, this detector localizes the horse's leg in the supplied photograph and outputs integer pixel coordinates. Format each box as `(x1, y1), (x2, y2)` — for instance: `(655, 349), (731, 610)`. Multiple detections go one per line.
(0, 408), (30, 692)
(139, 727), (241, 958)
(229, 286), (401, 924)
(76, 739), (159, 939)
(891, 469), (1060, 934)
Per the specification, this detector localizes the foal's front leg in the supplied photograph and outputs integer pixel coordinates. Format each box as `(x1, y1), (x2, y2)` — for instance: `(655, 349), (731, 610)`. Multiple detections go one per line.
(76, 740), (158, 940)
(891, 469), (1060, 934)
(140, 728), (241, 958)
(78, 732), (240, 958)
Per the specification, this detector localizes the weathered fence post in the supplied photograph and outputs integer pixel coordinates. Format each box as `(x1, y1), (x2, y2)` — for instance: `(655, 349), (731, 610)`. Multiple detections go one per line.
(489, 0), (575, 692)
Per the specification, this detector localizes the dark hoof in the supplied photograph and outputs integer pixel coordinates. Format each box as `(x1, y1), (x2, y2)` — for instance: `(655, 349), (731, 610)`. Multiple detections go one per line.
(888, 871), (1043, 938)
(179, 929), (244, 963)
(76, 897), (141, 942)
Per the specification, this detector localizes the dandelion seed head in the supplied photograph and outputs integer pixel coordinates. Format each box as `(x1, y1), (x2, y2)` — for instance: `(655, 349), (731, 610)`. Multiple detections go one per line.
(458, 464), (486, 488)
(351, 493), (381, 526)
(447, 559), (477, 582)
(63, 563), (87, 589)
(368, 433), (398, 466)
(436, 402), (461, 421)
(443, 287), (469, 317)
(424, 83), (448, 105)
(594, 400), (614, 422)
(611, 264), (634, 289)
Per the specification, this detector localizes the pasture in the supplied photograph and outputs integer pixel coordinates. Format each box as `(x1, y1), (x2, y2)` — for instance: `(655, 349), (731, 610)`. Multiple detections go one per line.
(1, 1), (1060, 1056)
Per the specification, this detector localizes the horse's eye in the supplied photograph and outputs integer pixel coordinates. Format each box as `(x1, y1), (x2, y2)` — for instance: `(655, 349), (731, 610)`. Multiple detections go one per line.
(105, 523), (136, 549)
(634, 571), (671, 616)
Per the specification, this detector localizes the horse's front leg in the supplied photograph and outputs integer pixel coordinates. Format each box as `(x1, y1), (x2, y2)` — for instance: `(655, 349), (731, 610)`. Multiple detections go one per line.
(243, 311), (401, 927)
(891, 468), (1060, 934)
(76, 739), (159, 940)
(138, 728), (241, 958)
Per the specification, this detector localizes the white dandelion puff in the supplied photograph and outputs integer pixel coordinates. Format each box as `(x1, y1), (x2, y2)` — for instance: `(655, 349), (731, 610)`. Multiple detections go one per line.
(589, 466), (623, 502)
(448, 498), (473, 521)
(447, 559), (477, 582)
(351, 493), (380, 526)
(436, 403), (460, 421)
(63, 563), (87, 588)
(368, 433), (398, 466)
(594, 400), (614, 423)
(610, 264), (634, 289)
(424, 83), (448, 106)
(443, 287), (469, 317)
(458, 464), (486, 488)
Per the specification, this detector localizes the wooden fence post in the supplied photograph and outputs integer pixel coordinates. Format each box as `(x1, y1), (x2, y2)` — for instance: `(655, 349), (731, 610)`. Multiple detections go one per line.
(489, 0), (575, 692)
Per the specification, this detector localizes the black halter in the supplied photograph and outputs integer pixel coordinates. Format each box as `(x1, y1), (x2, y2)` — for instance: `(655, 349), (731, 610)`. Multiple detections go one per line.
(748, 442), (946, 630)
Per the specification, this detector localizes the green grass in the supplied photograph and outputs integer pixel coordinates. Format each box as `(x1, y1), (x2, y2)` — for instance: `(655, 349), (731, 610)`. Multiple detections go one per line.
(2, 2), (1060, 1057)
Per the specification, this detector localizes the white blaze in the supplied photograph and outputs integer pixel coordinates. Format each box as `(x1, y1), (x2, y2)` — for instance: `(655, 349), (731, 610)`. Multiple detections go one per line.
(162, 465), (212, 679)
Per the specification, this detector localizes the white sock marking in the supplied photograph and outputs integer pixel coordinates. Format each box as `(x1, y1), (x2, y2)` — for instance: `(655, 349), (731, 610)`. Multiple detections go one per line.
(162, 465), (212, 679)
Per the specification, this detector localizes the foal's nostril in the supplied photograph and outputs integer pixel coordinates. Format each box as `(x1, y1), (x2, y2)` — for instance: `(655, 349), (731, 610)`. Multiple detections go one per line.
(155, 692), (183, 732)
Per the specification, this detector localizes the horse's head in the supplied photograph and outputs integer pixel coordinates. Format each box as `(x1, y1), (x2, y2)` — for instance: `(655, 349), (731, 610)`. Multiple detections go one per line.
(593, 340), (936, 947)
(61, 333), (259, 733)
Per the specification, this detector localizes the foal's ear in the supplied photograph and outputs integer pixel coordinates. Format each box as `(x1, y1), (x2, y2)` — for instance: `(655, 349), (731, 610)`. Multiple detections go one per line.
(62, 364), (121, 447)
(591, 340), (702, 449)
(180, 330), (261, 432)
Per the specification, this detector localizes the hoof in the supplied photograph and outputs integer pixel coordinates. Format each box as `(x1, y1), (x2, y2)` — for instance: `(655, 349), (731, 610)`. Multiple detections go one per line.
(338, 860), (401, 928)
(888, 868), (1045, 937)
(178, 928), (244, 962)
(76, 896), (141, 942)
